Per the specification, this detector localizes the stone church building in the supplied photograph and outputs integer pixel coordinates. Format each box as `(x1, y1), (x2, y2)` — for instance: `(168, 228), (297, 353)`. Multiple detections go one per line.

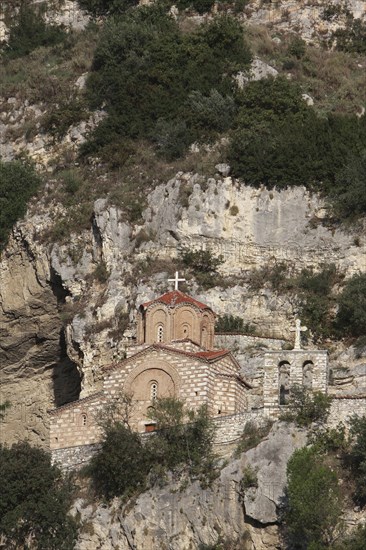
(49, 288), (252, 457)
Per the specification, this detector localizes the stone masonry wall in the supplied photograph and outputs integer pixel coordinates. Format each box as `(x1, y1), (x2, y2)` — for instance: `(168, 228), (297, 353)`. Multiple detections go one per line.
(328, 397), (366, 427)
(263, 350), (328, 417)
(52, 443), (101, 470)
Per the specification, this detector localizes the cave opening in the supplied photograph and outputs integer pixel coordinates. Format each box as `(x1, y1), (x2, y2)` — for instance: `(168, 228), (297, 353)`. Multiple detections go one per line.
(52, 329), (81, 407)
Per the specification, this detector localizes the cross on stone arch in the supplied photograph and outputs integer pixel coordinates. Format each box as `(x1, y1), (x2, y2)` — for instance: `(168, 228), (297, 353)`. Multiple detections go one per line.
(290, 319), (307, 350)
(168, 271), (186, 291)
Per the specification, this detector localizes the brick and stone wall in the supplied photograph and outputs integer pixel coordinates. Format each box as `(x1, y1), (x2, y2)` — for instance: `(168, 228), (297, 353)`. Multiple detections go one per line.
(49, 394), (106, 450)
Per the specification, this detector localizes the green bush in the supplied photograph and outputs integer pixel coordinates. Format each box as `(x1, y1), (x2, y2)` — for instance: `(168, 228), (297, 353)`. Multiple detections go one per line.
(83, 8), (251, 160)
(331, 154), (366, 221)
(297, 264), (340, 340)
(344, 415), (366, 506)
(215, 314), (254, 334)
(3, 2), (68, 59)
(235, 420), (272, 456)
(147, 399), (218, 484)
(78, 0), (138, 16)
(335, 274), (366, 337)
(0, 159), (41, 251)
(280, 385), (332, 427)
(85, 422), (150, 500)
(0, 442), (77, 549)
(283, 447), (342, 548)
(180, 247), (224, 289)
(333, 16), (366, 54)
(86, 398), (218, 499)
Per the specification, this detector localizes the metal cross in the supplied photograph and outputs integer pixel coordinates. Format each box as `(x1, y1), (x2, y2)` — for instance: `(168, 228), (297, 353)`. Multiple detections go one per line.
(168, 271), (186, 290)
(290, 319), (308, 350)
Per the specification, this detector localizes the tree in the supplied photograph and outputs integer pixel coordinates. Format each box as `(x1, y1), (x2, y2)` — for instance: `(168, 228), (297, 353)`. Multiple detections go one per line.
(0, 160), (41, 250)
(280, 385), (332, 427)
(0, 442), (77, 549)
(78, 0), (138, 16)
(147, 398), (218, 484)
(284, 447), (342, 548)
(3, 1), (67, 59)
(82, 8), (251, 160)
(85, 422), (150, 500)
(335, 274), (366, 337)
(343, 415), (366, 506)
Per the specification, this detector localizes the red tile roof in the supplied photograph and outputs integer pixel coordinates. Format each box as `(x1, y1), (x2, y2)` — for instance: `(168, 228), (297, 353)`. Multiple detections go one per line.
(142, 290), (213, 312)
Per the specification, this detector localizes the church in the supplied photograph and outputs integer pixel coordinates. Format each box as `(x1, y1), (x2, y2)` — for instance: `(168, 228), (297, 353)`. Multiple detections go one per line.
(49, 275), (252, 458)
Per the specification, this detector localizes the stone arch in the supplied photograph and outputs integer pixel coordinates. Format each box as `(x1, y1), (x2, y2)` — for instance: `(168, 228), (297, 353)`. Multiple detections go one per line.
(150, 308), (168, 343)
(174, 306), (197, 340)
(124, 358), (181, 398)
(303, 360), (314, 390)
(278, 360), (291, 405)
(200, 313), (213, 349)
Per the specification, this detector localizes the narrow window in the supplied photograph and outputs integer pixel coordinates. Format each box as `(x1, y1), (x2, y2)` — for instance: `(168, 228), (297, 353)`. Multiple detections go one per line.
(81, 413), (87, 427)
(157, 325), (164, 342)
(150, 381), (158, 401)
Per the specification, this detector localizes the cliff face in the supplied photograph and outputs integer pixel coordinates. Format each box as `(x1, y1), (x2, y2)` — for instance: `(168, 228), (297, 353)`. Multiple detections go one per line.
(72, 424), (307, 550)
(1, 172), (365, 446)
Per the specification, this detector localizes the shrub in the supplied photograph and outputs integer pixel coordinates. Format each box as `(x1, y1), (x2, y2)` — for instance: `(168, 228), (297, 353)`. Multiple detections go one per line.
(335, 274), (366, 337)
(78, 0), (138, 16)
(215, 314), (254, 334)
(0, 159), (41, 251)
(283, 447), (342, 548)
(180, 247), (224, 289)
(280, 385), (332, 427)
(147, 399), (218, 484)
(85, 422), (150, 500)
(235, 420), (272, 456)
(86, 398), (218, 499)
(331, 154), (366, 221)
(181, 247), (223, 274)
(3, 2), (68, 59)
(344, 415), (366, 506)
(92, 260), (109, 284)
(83, 8), (251, 159)
(333, 16), (366, 54)
(0, 442), (77, 549)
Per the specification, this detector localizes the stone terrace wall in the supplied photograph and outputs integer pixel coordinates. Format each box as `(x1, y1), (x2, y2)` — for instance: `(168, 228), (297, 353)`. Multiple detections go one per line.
(213, 409), (269, 445)
(52, 443), (101, 470)
(328, 397), (366, 427)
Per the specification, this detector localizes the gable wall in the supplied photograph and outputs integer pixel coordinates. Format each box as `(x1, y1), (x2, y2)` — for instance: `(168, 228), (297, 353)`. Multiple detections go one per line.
(50, 397), (106, 450)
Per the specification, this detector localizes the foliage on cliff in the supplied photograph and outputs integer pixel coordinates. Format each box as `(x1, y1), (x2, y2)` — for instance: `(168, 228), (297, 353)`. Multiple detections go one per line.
(86, 398), (217, 500)
(81, 7), (251, 160)
(0, 442), (77, 549)
(283, 447), (342, 548)
(0, 159), (41, 251)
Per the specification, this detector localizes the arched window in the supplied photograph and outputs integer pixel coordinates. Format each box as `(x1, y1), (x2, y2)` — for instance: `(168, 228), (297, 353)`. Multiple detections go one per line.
(279, 361), (290, 405)
(303, 361), (314, 390)
(81, 413), (87, 427)
(150, 381), (158, 401)
(157, 324), (164, 342)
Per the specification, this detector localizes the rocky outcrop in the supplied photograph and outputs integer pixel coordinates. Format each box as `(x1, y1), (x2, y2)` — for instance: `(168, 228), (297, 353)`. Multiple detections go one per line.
(72, 423), (307, 550)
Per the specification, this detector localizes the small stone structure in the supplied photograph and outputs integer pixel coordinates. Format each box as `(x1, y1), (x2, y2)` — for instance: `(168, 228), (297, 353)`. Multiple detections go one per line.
(263, 349), (328, 418)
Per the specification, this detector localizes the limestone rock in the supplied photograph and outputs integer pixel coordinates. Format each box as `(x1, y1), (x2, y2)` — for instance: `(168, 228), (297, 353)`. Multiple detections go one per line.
(73, 423), (306, 549)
